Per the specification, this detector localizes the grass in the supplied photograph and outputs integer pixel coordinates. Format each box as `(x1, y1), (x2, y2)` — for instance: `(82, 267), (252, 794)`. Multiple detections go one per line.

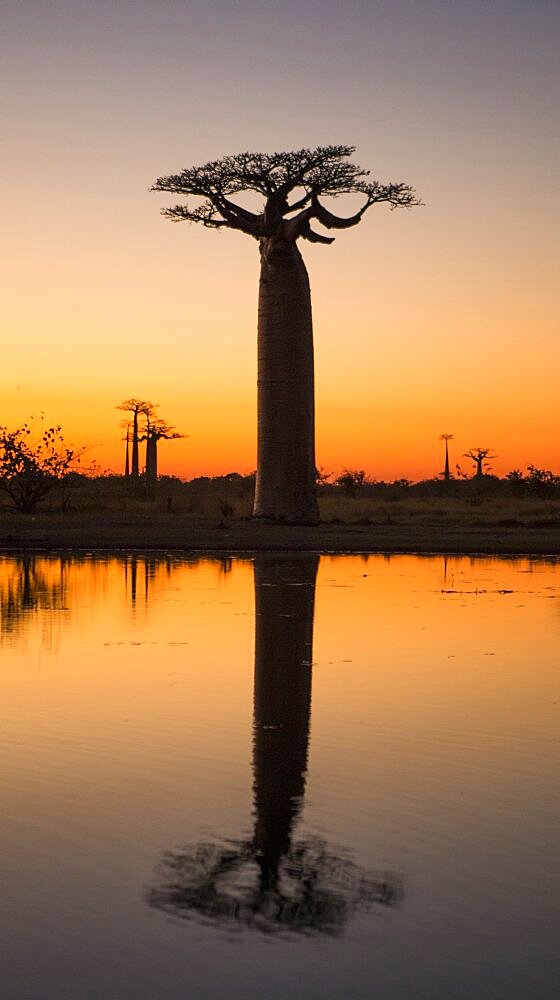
(2, 477), (560, 554)
(317, 493), (560, 529)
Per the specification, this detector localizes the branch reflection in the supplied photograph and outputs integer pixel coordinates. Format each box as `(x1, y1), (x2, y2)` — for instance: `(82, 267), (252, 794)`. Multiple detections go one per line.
(147, 553), (402, 935)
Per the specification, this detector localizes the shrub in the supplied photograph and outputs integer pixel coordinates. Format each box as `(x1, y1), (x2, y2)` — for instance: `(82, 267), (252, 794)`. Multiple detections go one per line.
(0, 421), (79, 513)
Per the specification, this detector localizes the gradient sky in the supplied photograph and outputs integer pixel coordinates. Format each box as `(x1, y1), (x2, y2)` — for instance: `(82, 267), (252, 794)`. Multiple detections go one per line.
(3, 0), (559, 480)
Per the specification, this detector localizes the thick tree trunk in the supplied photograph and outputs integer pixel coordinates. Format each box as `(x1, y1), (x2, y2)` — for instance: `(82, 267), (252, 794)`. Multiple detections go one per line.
(151, 437), (158, 482)
(444, 441), (450, 481)
(253, 237), (319, 524)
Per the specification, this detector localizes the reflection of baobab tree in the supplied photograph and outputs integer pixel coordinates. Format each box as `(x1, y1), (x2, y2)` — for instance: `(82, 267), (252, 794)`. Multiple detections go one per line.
(147, 554), (401, 935)
(123, 554), (161, 608)
(217, 557), (233, 576)
(0, 556), (68, 636)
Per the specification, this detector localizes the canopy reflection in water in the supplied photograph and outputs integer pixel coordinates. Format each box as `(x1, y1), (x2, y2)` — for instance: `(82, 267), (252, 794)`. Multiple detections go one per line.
(0, 555), (68, 634)
(147, 553), (400, 934)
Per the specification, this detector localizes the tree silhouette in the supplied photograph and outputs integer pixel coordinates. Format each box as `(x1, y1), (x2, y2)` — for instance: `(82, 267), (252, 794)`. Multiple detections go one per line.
(147, 554), (401, 935)
(119, 420), (132, 478)
(121, 406), (184, 487)
(439, 433), (454, 481)
(152, 146), (420, 524)
(124, 426), (130, 478)
(116, 399), (155, 481)
(0, 421), (78, 513)
(144, 418), (184, 488)
(335, 468), (368, 496)
(464, 446), (496, 479)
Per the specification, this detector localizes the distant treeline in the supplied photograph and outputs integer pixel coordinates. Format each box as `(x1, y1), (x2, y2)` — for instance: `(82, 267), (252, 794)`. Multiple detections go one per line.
(59, 465), (560, 505)
(2, 463), (560, 517)
(320, 466), (560, 498)
(181, 466), (560, 499)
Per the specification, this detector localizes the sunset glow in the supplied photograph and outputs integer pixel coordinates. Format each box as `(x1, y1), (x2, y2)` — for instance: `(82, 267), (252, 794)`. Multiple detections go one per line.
(3, 1), (559, 481)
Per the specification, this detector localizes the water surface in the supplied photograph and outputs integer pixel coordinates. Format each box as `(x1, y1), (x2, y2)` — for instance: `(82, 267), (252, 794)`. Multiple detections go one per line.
(1, 553), (559, 999)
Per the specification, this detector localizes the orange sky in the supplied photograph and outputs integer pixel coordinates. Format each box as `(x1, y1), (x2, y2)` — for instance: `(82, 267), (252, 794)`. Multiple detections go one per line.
(3, 1), (559, 481)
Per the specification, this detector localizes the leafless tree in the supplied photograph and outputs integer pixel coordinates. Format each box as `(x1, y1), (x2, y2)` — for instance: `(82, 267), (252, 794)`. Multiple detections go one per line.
(464, 446), (496, 479)
(119, 420), (132, 477)
(439, 433), (454, 481)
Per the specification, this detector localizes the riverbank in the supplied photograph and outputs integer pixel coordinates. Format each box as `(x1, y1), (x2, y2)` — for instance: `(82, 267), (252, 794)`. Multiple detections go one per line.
(1, 509), (560, 555)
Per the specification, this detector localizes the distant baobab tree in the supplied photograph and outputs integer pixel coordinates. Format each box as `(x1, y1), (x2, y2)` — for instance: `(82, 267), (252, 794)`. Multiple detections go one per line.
(119, 420), (132, 477)
(144, 418), (184, 487)
(152, 146), (420, 524)
(117, 399), (155, 481)
(119, 403), (184, 485)
(464, 446), (496, 479)
(124, 425), (130, 477)
(439, 433), (454, 481)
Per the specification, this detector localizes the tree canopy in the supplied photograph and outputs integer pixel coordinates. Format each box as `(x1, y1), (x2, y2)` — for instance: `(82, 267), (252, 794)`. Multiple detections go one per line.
(0, 421), (78, 512)
(152, 144), (420, 244)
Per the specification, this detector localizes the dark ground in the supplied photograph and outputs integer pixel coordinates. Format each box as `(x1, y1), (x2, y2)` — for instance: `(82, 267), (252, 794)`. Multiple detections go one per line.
(1, 510), (559, 556)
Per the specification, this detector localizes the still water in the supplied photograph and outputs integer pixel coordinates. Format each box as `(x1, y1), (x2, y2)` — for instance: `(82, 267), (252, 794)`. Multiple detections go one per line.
(1, 552), (559, 1000)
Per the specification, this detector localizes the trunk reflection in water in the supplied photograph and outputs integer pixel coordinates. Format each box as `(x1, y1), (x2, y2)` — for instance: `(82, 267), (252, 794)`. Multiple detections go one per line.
(147, 554), (400, 934)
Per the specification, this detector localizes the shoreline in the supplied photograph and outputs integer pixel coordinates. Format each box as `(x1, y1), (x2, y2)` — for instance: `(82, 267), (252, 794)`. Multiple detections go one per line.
(1, 513), (560, 557)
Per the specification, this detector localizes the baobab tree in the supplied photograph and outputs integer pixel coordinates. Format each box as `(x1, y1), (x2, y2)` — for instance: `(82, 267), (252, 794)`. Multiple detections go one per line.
(439, 433), (454, 481)
(464, 446), (496, 479)
(119, 421), (132, 477)
(144, 418), (184, 487)
(152, 146), (420, 524)
(124, 426), (130, 478)
(116, 399), (155, 481)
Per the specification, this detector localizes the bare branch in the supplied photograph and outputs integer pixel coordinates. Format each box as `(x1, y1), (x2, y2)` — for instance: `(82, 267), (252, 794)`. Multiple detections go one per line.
(214, 195), (264, 237)
(162, 204), (229, 228)
(117, 398), (156, 415)
(300, 222), (335, 245)
(286, 192), (311, 213)
(311, 193), (368, 230)
(152, 146), (421, 243)
(283, 206), (314, 241)
(149, 419), (186, 442)
(356, 180), (423, 210)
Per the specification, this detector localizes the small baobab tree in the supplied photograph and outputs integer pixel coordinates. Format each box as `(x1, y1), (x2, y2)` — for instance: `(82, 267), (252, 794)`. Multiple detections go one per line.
(144, 418), (185, 487)
(120, 420), (132, 477)
(439, 433), (454, 481)
(117, 399), (155, 481)
(464, 446), (496, 479)
(152, 146), (420, 524)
